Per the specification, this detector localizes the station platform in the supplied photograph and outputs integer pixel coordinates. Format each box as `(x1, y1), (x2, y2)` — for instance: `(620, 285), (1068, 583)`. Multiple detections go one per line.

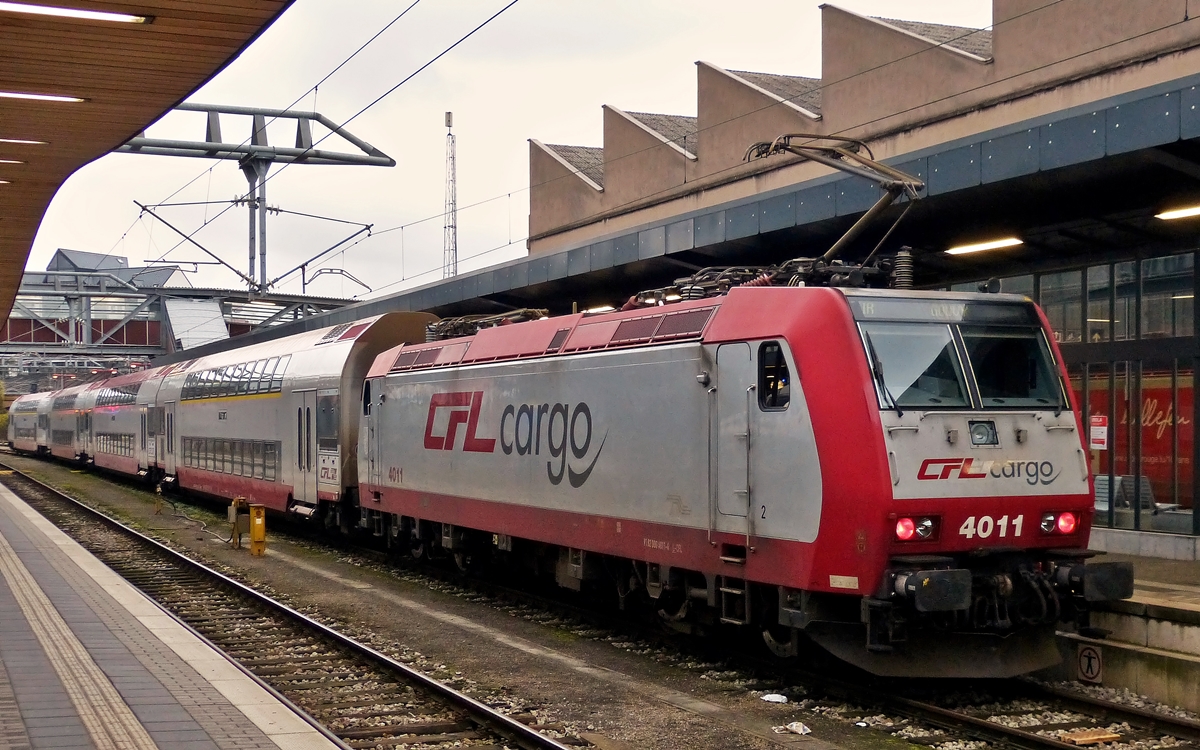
(0, 481), (340, 750)
(1040, 528), (1200, 711)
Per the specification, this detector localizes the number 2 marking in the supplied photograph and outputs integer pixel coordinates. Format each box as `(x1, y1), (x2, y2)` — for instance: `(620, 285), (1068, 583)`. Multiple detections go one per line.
(959, 515), (1024, 539)
(760, 505), (767, 519)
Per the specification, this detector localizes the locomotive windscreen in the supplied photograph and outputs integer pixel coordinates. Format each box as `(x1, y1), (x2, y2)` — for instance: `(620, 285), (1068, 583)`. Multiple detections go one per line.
(852, 296), (1064, 410)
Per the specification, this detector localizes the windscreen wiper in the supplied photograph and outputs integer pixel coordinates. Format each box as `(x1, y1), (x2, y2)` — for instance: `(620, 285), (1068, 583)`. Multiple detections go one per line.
(863, 330), (903, 417)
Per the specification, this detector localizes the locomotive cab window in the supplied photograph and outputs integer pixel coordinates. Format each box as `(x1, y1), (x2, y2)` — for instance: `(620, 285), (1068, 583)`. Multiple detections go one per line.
(960, 327), (1061, 407)
(758, 342), (791, 410)
(850, 296), (1064, 411)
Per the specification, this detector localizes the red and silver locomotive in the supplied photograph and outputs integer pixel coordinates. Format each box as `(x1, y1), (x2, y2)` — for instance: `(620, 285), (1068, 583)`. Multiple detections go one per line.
(357, 279), (1131, 677)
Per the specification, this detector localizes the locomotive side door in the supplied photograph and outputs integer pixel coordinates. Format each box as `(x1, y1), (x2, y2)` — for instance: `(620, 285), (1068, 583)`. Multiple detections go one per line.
(716, 343), (754, 530)
(363, 380), (381, 489)
(294, 390), (318, 504)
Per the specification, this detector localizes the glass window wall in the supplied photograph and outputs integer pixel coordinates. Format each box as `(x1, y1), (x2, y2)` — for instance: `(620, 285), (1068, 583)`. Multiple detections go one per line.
(984, 249), (1196, 534)
(1040, 270), (1082, 343)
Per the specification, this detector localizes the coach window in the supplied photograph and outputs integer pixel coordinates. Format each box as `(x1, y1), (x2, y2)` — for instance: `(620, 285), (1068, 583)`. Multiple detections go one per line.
(271, 355), (290, 392)
(249, 359), (268, 393)
(362, 381), (371, 416)
(758, 341), (791, 410)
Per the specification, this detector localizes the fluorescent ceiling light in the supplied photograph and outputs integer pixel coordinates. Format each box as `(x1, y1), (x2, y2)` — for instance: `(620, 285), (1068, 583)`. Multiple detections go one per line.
(945, 237), (1024, 255)
(0, 138), (46, 145)
(0, 2), (151, 23)
(0, 90), (84, 103)
(1173, 294), (1195, 300)
(584, 305), (615, 314)
(0, 159), (24, 165)
(1156, 206), (1200, 221)
(1087, 318), (1110, 323)
(0, 180), (9, 185)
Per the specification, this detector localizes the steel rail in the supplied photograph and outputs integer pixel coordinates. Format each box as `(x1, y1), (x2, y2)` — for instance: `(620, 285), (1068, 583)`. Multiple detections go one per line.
(1027, 681), (1200, 742)
(0, 460), (571, 750)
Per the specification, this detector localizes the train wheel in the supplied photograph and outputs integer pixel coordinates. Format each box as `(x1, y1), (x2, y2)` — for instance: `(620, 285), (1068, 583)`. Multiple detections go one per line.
(453, 551), (473, 573)
(762, 626), (799, 658)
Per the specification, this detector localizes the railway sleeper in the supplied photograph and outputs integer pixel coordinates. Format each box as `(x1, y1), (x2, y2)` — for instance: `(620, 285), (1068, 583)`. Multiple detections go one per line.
(338, 721), (474, 739)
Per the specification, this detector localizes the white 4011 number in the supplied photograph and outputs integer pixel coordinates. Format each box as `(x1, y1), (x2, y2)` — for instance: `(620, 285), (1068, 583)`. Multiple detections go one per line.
(959, 514), (1023, 539)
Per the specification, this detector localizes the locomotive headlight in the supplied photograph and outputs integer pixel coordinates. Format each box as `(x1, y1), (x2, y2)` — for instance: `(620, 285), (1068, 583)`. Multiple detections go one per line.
(968, 420), (999, 446)
(915, 517), (935, 539)
(1041, 513), (1056, 533)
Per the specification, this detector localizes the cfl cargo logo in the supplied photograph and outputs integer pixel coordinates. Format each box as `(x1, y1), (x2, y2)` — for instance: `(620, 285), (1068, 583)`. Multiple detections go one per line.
(917, 458), (1061, 486)
(423, 391), (606, 488)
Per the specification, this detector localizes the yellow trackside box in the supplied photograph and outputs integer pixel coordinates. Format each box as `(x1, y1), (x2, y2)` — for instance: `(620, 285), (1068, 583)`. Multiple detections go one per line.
(249, 504), (266, 556)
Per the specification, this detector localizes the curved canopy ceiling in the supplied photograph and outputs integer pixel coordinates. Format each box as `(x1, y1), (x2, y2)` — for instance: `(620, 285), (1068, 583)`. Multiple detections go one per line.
(0, 0), (292, 318)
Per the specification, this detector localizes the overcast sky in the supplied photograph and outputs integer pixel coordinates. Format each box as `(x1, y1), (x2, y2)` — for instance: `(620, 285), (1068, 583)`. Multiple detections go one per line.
(30, 0), (991, 300)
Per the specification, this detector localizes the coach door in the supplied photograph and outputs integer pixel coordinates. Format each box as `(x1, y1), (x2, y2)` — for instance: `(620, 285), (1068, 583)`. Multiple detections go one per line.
(294, 391), (317, 504)
(715, 343), (754, 539)
(164, 402), (176, 475)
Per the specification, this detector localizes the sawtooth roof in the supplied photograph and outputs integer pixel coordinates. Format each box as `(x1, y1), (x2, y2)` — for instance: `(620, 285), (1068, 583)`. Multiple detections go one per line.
(728, 69), (823, 115)
(627, 112), (698, 157)
(545, 144), (604, 188)
(874, 16), (994, 60)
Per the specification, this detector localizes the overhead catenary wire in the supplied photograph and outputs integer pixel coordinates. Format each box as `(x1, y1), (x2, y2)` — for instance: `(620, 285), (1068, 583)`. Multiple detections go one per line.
(131, 1), (1027, 286)
(136, 0), (1179, 297)
(139, 0), (522, 286)
(326, 4), (1194, 296)
(254, 0), (1085, 289)
(132, 0), (427, 268)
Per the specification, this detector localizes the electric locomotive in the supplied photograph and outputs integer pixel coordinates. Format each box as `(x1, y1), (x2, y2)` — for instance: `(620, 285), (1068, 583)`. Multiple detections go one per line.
(357, 276), (1131, 678)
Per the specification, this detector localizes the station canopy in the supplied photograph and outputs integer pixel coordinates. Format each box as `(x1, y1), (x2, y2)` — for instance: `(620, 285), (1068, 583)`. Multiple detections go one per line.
(0, 0), (292, 319)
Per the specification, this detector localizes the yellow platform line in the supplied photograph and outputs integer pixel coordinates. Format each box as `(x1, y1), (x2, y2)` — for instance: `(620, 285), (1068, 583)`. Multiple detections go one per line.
(0, 531), (158, 750)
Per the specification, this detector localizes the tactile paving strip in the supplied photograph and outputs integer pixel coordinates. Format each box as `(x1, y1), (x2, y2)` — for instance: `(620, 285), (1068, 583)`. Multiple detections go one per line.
(0, 527), (158, 749)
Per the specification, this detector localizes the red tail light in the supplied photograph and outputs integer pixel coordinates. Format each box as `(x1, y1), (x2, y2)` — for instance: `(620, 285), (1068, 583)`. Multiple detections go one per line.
(1057, 512), (1077, 534)
(896, 517), (916, 541)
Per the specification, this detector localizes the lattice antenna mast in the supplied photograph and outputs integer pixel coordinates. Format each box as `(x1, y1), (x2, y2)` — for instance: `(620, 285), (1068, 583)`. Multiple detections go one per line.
(443, 112), (458, 278)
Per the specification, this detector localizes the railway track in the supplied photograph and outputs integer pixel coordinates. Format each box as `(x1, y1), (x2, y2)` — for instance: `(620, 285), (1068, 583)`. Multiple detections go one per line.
(312, 529), (1200, 750)
(8, 453), (1200, 750)
(0, 463), (574, 750)
(815, 678), (1200, 749)
(254, 506), (1200, 750)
